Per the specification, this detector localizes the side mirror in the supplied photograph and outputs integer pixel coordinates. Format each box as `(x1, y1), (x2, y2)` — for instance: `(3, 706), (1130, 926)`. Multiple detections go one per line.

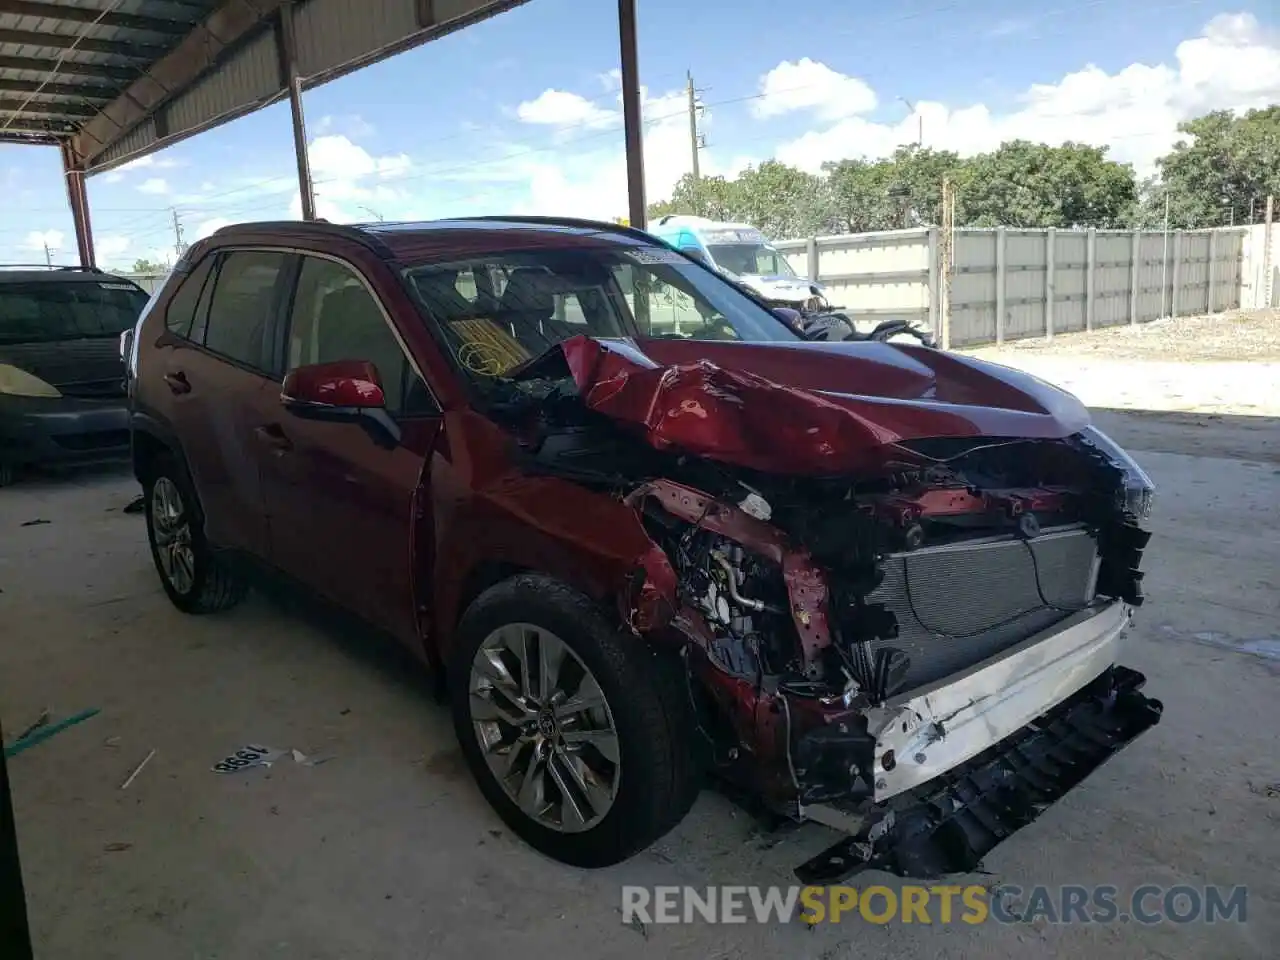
(280, 360), (400, 447)
(282, 359), (386, 410)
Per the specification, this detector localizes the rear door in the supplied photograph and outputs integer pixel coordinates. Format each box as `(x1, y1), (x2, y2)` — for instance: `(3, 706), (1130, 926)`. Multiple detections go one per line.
(151, 249), (289, 558)
(255, 252), (441, 644)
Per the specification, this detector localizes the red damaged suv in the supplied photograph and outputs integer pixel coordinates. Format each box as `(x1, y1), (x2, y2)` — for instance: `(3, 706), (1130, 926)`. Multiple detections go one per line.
(125, 217), (1162, 880)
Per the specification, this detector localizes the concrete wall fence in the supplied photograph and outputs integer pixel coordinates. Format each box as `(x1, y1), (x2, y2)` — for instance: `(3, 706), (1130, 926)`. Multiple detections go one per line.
(114, 221), (1277, 347)
(775, 221), (1276, 349)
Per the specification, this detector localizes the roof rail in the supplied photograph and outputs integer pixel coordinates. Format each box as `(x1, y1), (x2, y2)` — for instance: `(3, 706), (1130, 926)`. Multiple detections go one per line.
(0, 263), (105, 272)
(450, 215), (658, 245)
(208, 219), (398, 259)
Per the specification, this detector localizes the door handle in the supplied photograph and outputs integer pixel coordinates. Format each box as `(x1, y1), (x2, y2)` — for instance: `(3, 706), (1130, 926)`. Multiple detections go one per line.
(163, 370), (191, 394)
(254, 423), (293, 451)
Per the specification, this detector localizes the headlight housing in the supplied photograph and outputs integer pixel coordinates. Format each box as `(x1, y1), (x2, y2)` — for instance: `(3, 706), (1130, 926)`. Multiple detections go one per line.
(1078, 425), (1155, 520)
(0, 363), (61, 399)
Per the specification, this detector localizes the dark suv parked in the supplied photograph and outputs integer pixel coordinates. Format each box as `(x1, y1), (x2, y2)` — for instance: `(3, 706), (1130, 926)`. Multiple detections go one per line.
(0, 266), (149, 485)
(127, 218), (1160, 880)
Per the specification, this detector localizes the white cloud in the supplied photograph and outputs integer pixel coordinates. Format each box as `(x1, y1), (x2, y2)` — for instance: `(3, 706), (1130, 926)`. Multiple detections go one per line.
(24, 229), (63, 253)
(775, 12), (1280, 177)
(137, 177), (170, 195)
(461, 85), (741, 221)
(309, 134), (411, 180)
(97, 235), (130, 264)
(752, 58), (877, 121)
(516, 89), (619, 129)
(314, 114), (376, 139)
(193, 217), (231, 241)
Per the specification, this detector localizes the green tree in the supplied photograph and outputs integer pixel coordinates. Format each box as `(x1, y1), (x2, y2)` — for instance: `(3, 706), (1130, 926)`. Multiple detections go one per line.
(131, 258), (167, 274)
(730, 161), (833, 238)
(648, 173), (740, 222)
(959, 141), (1136, 228)
(1146, 107), (1280, 228)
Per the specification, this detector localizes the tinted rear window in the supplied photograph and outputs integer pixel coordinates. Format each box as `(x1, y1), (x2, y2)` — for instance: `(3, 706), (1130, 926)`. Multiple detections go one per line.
(0, 281), (150, 345)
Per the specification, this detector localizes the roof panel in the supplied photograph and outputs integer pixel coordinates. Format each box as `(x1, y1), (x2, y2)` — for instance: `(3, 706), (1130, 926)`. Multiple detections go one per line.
(162, 28), (281, 139)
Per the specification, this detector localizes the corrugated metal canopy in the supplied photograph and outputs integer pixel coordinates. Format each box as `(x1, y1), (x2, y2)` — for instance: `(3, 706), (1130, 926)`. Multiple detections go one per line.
(0, 0), (528, 172)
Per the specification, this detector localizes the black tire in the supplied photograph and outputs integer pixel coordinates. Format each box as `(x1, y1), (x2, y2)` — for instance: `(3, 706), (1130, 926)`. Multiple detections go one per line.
(449, 574), (700, 868)
(0, 461), (16, 487)
(143, 453), (246, 614)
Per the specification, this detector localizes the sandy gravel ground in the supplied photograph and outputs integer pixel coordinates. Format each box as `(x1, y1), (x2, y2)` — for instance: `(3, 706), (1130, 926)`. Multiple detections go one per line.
(964, 309), (1280, 417)
(1, 407), (1278, 959)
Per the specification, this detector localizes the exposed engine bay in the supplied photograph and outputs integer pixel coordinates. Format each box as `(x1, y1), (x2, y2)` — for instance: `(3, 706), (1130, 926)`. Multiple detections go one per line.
(484, 336), (1164, 879)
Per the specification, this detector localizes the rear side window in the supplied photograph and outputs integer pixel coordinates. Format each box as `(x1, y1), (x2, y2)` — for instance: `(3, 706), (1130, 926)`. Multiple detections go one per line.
(202, 251), (287, 371)
(0, 280), (150, 345)
(163, 257), (215, 338)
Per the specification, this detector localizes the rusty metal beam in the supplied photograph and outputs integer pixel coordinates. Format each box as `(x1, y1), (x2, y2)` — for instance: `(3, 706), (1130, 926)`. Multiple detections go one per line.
(0, 28), (166, 59)
(0, 116), (76, 135)
(0, 98), (96, 118)
(0, 54), (137, 83)
(618, 0), (646, 229)
(275, 2), (315, 221)
(0, 1), (193, 35)
(0, 77), (115, 101)
(0, 132), (59, 144)
(70, 0), (289, 168)
(61, 142), (96, 269)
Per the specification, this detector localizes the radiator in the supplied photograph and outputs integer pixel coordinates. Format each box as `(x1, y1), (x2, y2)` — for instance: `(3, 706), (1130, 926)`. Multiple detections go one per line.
(865, 525), (1101, 689)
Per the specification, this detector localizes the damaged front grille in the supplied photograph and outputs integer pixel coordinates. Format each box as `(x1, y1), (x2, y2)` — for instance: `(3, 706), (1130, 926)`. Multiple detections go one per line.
(795, 665), (1163, 882)
(865, 526), (1100, 688)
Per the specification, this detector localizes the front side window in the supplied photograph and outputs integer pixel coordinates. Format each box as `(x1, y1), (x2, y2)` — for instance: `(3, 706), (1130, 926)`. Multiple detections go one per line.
(286, 256), (430, 414)
(403, 245), (798, 384)
(0, 279), (150, 345)
(202, 251), (288, 370)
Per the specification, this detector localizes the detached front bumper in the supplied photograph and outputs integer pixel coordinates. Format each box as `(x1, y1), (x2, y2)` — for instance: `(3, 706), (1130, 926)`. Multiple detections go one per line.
(794, 601), (1163, 880)
(0, 394), (130, 468)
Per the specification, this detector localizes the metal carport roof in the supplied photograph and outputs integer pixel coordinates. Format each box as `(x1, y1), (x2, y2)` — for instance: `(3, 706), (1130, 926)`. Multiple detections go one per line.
(0, 1), (648, 269)
(0, 1), (531, 168)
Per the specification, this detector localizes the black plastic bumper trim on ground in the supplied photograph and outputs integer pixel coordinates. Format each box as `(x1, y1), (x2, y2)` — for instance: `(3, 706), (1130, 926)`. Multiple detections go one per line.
(794, 665), (1163, 883)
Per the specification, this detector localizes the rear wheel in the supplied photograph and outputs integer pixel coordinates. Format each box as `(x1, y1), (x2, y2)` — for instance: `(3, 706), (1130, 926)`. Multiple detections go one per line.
(449, 574), (699, 867)
(144, 455), (246, 614)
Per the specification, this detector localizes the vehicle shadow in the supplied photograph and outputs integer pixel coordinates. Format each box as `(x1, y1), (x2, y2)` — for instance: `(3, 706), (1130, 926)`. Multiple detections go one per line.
(2, 459), (135, 493)
(246, 571), (443, 707)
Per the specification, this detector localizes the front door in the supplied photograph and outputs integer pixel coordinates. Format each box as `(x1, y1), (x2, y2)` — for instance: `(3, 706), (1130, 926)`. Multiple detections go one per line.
(255, 253), (441, 645)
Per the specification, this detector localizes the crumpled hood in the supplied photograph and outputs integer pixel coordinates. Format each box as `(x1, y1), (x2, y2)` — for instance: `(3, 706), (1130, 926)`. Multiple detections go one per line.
(546, 336), (1090, 476)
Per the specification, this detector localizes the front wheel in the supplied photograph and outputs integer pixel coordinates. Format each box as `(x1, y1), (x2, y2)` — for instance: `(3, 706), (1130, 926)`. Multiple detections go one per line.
(449, 574), (699, 867)
(144, 456), (246, 614)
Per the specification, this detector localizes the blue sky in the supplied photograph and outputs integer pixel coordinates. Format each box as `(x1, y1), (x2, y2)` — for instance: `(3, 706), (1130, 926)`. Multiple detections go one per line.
(2, 0), (1277, 269)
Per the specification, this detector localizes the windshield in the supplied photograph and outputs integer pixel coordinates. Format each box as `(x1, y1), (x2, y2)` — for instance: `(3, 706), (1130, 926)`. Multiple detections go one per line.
(706, 243), (797, 278)
(0, 280), (149, 345)
(403, 245), (798, 382)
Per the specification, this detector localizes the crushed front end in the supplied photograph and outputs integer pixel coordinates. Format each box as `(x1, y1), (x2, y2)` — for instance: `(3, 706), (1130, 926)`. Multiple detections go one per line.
(500, 337), (1164, 880)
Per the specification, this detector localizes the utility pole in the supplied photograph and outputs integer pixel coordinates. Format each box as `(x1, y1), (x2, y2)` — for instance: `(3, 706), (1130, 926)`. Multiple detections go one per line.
(42, 241), (52, 267)
(171, 208), (187, 261)
(687, 71), (704, 183)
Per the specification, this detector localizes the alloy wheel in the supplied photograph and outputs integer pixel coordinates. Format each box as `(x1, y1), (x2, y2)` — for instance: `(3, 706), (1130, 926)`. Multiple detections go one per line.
(151, 476), (196, 595)
(468, 623), (621, 833)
